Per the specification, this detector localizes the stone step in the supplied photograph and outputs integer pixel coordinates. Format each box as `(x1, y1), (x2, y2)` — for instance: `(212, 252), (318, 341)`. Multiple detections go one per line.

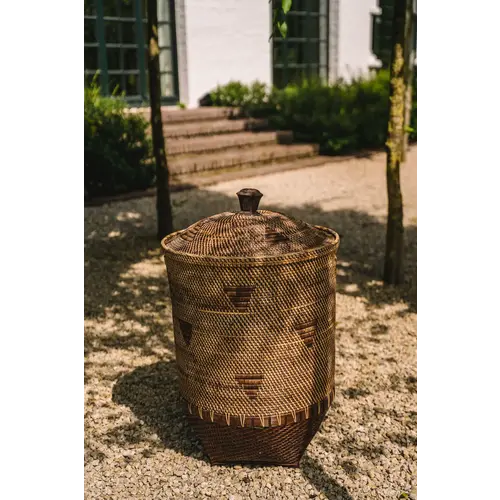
(167, 131), (283, 156)
(169, 143), (319, 175)
(130, 106), (237, 124)
(162, 118), (268, 139)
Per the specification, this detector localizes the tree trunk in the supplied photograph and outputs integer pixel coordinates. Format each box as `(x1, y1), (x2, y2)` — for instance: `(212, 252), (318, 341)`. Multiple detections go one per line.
(383, 0), (412, 285)
(147, 0), (174, 241)
(402, 1), (416, 162)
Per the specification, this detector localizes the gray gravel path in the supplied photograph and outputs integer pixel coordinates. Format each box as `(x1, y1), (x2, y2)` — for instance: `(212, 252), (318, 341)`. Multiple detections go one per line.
(85, 147), (417, 499)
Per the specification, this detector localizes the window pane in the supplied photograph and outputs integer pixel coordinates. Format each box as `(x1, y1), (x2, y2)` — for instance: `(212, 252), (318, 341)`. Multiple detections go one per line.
(309, 41), (319, 64)
(84, 47), (99, 71)
(158, 22), (171, 48)
(274, 41), (308, 66)
(287, 15), (306, 38)
(286, 14), (319, 39)
(121, 0), (134, 18)
(84, 0), (96, 16)
(320, 41), (327, 67)
(319, 0), (327, 16)
(160, 72), (174, 97)
(107, 48), (121, 70)
(124, 48), (139, 70)
(291, 42), (308, 65)
(286, 0), (321, 14)
(159, 47), (172, 72)
(84, 18), (96, 43)
(109, 75), (123, 95)
(273, 68), (286, 89)
(296, 0), (319, 11)
(290, 68), (309, 85)
(158, 0), (170, 22)
(102, 0), (119, 17)
(308, 15), (319, 38)
(309, 0), (320, 12)
(319, 14), (327, 40)
(105, 20), (121, 43)
(125, 73), (139, 95)
(121, 21), (138, 44)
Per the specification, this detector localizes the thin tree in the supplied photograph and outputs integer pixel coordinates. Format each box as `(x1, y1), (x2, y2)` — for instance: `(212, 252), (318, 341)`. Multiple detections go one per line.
(273, 0), (415, 284)
(383, 0), (414, 284)
(147, 0), (174, 240)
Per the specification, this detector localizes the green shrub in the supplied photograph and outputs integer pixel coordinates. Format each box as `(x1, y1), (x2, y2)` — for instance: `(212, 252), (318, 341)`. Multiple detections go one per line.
(206, 71), (417, 155)
(84, 80), (153, 199)
(210, 81), (249, 108)
(209, 80), (275, 118)
(270, 72), (393, 154)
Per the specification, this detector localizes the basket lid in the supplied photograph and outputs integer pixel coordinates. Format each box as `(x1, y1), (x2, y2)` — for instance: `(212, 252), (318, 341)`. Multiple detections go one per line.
(162, 188), (339, 258)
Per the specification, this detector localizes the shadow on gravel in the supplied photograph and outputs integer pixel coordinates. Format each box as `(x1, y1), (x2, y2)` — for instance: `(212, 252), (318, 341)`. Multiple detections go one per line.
(301, 454), (353, 500)
(84, 186), (416, 351)
(111, 360), (205, 460)
(86, 183), (416, 491)
(112, 360), (353, 498)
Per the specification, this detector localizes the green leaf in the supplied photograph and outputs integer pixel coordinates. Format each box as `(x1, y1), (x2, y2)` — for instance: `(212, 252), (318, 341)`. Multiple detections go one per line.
(278, 21), (288, 38)
(282, 0), (292, 14)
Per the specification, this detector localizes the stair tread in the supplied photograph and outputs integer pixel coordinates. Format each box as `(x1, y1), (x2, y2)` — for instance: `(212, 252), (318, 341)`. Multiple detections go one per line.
(170, 143), (317, 166)
(167, 131), (279, 155)
(130, 106), (237, 124)
(169, 143), (318, 175)
(162, 118), (267, 138)
(171, 155), (330, 186)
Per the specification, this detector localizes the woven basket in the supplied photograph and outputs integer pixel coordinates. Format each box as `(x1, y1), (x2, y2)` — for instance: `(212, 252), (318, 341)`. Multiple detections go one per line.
(161, 188), (340, 466)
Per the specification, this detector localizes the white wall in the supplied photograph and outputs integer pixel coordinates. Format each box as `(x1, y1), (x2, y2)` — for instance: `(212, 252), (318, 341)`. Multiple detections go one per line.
(337, 0), (380, 80)
(183, 0), (272, 108)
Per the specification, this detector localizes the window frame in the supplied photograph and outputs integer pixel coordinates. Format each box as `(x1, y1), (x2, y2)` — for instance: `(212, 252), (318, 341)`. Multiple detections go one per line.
(84, 0), (179, 106)
(271, 0), (329, 88)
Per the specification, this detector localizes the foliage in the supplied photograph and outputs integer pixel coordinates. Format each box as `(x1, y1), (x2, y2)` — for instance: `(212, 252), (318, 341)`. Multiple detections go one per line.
(209, 80), (276, 118)
(84, 79), (153, 199)
(271, 0), (293, 39)
(205, 71), (417, 155)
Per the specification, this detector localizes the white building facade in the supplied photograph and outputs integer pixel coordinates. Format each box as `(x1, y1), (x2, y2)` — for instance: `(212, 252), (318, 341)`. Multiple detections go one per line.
(84, 0), (383, 108)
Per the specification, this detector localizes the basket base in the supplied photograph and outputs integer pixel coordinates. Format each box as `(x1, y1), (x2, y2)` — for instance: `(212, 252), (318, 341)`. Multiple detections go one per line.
(188, 411), (327, 466)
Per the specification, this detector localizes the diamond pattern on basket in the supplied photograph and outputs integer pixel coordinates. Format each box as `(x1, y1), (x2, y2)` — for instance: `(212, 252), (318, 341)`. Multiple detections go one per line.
(294, 319), (317, 348)
(223, 285), (256, 313)
(235, 374), (264, 400)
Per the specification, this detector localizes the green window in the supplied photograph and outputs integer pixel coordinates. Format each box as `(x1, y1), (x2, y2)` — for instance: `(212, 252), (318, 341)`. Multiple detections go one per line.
(84, 0), (178, 105)
(272, 0), (329, 88)
(371, 0), (417, 69)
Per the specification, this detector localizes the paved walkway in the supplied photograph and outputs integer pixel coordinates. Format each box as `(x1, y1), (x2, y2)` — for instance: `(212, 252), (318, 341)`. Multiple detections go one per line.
(85, 147), (417, 499)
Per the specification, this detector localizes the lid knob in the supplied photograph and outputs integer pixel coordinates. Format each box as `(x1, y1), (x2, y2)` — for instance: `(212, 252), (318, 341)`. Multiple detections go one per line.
(237, 188), (263, 214)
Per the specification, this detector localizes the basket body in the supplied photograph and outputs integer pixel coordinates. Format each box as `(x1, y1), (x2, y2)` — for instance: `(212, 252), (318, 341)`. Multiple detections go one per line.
(163, 226), (339, 466)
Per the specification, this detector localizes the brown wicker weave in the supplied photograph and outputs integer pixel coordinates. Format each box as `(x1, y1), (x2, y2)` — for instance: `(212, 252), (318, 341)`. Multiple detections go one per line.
(161, 188), (340, 466)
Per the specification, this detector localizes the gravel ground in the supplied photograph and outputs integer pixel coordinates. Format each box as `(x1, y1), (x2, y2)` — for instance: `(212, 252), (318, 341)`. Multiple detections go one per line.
(85, 147), (417, 499)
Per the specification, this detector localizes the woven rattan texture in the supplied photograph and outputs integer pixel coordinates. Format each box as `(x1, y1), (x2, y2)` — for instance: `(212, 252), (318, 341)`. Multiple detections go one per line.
(188, 410), (327, 465)
(164, 246), (338, 427)
(163, 210), (337, 258)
